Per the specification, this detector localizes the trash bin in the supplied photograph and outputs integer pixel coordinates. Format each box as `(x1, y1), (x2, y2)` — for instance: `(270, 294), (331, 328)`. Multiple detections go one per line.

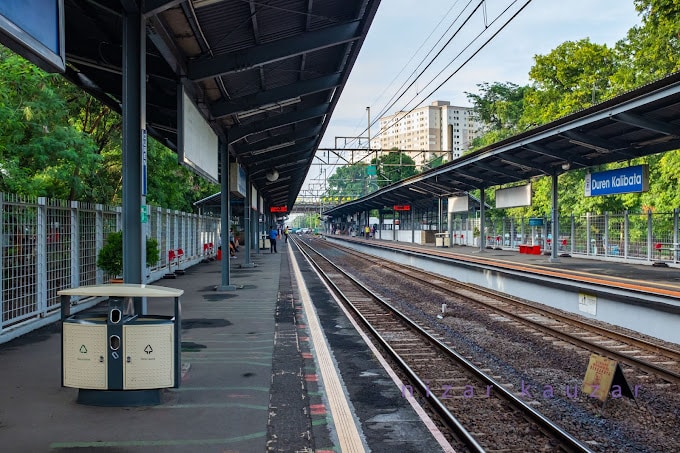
(59, 284), (183, 406)
(259, 235), (270, 249)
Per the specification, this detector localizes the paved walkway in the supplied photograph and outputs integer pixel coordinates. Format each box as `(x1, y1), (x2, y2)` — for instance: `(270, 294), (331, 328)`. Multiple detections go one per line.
(0, 251), (285, 452)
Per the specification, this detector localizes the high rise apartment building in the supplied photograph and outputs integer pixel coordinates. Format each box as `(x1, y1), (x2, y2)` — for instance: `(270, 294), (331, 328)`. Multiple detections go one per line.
(372, 101), (482, 168)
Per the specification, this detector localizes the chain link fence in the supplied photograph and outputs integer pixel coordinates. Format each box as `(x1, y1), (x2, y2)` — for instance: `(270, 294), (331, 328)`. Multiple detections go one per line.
(1, 193), (219, 341)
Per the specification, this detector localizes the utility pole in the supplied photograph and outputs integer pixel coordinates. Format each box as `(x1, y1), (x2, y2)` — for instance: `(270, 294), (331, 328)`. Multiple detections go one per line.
(366, 106), (371, 153)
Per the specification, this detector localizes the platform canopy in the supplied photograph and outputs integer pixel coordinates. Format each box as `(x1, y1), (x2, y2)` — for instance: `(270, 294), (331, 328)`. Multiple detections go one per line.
(324, 72), (680, 218)
(60, 0), (381, 210)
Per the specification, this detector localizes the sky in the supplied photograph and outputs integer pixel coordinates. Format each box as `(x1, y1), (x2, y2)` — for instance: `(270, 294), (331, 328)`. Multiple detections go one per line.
(301, 0), (643, 195)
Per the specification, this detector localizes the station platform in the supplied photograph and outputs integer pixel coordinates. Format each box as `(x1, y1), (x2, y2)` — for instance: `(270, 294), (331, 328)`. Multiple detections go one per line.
(417, 239), (680, 296)
(0, 241), (450, 452)
(330, 234), (680, 346)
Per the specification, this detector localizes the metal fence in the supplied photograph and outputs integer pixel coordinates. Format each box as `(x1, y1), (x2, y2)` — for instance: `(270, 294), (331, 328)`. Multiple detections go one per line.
(453, 209), (680, 263)
(1, 193), (219, 342)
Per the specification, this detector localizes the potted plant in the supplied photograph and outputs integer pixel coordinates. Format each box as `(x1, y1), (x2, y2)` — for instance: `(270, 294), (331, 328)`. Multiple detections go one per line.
(97, 231), (160, 279)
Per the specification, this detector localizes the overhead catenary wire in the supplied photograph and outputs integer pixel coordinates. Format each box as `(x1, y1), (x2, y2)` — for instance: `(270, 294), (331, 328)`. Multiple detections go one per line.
(311, 0), (533, 199)
(343, 0), (466, 149)
(363, 0), (533, 146)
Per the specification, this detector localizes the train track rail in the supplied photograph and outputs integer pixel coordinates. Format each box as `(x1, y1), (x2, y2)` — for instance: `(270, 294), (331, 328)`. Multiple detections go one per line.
(294, 237), (592, 452)
(316, 237), (680, 386)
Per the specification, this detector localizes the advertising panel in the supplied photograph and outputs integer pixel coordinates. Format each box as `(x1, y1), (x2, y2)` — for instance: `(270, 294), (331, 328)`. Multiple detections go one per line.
(448, 195), (469, 213)
(178, 87), (219, 183)
(229, 163), (247, 197)
(495, 183), (532, 209)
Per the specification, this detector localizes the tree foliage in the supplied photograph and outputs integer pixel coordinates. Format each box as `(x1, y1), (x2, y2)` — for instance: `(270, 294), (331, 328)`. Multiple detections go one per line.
(0, 46), (218, 210)
(373, 151), (418, 187)
(325, 163), (371, 199)
(466, 3), (680, 218)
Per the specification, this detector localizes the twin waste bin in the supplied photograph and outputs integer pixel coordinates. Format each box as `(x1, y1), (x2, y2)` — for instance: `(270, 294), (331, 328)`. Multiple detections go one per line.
(59, 284), (183, 406)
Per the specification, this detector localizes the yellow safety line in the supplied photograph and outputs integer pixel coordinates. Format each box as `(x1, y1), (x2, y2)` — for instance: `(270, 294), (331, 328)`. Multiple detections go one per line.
(324, 282), (457, 453)
(288, 247), (366, 453)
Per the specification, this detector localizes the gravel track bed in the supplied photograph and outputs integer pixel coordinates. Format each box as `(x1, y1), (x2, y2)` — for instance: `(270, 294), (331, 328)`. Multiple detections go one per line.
(311, 239), (680, 452)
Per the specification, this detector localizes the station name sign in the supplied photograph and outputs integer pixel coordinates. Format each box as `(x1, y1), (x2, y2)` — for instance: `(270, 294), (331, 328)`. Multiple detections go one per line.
(585, 165), (649, 197)
(270, 206), (287, 213)
(393, 205), (411, 211)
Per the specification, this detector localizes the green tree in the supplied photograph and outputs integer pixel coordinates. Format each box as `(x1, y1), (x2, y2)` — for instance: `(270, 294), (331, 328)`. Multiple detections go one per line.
(325, 163), (371, 199)
(466, 82), (528, 130)
(373, 150), (418, 187)
(610, 0), (680, 88)
(0, 47), (102, 199)
(0, 46), (218, 209)
(524, 39), (619, 124)
(466, 82), (530, 150)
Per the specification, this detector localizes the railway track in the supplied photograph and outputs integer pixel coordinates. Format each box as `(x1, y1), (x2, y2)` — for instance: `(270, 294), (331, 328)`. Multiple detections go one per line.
(314, 237), (680, 386)
(294, 237), (592, 452)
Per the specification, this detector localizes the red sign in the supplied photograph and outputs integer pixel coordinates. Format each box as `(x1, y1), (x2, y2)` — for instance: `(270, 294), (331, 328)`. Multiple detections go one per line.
(393, 205), (411, 211)
(270, 206), (287, 213)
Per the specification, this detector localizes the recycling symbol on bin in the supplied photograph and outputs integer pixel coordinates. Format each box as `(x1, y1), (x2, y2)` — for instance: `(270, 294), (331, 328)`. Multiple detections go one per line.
(144, 344), (153, 355)
(79, 345), (87, 353)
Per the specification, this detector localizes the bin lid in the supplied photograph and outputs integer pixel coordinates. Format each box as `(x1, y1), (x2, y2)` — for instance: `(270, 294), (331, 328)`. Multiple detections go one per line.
(58, 284), (184, 298)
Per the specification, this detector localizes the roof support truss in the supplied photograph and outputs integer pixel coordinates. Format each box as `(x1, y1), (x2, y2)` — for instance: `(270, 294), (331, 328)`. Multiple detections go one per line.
(188, 20), (362, 81)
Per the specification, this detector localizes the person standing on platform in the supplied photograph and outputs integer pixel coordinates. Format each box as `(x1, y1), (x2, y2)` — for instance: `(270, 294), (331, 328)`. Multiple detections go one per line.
(269, 226), (279, 253)
(364, 225), (371, 238)
(283, 226), (289, 243)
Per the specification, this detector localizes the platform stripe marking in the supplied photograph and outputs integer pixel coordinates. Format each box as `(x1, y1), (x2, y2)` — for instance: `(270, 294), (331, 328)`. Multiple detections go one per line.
(289, 247), (365, 453)
(314, 253), (457, 453)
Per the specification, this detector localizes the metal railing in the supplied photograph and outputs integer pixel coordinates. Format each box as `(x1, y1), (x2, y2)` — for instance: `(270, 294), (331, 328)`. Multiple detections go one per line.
(456, 209), (680, 263)
(0, 193), (219, 343)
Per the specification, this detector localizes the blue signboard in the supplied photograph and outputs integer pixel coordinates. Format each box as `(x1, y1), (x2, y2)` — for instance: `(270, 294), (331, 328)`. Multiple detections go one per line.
(584, 165), (649, 197)
(0, 1), (65, 73)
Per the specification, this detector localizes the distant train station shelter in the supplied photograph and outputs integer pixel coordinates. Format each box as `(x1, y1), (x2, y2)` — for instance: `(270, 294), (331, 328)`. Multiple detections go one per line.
(324, 72), (680, 262)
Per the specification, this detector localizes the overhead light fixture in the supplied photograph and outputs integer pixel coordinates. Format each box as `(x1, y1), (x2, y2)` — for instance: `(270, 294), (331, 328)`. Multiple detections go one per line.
(568, 139), (610, 153)
(561, 162), (571, 171)
(277, 158), (308, 168)
(250, 141), (296, 156)
(193, 0), (224, 8)
(265, 176), (290, 185)
(237, 97), (302, 120)
(266, 169), (279, 182)
(408, 186), (428, 195)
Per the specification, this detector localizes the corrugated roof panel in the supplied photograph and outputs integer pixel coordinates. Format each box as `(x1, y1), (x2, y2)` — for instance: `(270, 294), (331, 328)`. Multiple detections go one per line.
(221, 69), (263, 98)
(255, 0), (307, 43)
(261, 57), (304, 90)
(196, 1), (257, 55)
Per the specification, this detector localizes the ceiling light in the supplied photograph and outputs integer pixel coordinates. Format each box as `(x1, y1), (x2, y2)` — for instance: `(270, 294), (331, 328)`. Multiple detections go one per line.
(561, 162), (571, 171)
(250, 141), (296, 156)
(568, 139), (610, 153)
(237, 97), (302, 119)
(266, 169), (279, 182)
(408, 186), (428, 195)
(266, 176), (290, 185)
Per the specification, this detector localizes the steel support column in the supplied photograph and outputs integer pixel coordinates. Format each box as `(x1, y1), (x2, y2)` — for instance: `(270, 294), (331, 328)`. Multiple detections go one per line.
(550, 172), (560, 262)
(219, 141), (236, 290)
(122, 6), (145, 312)
(479, 187), (486, 251)
(242, 174), (255, 268)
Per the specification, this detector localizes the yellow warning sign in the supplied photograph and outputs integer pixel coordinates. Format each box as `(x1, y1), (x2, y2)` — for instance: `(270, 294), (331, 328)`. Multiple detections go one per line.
(582, 354), (617, 401)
